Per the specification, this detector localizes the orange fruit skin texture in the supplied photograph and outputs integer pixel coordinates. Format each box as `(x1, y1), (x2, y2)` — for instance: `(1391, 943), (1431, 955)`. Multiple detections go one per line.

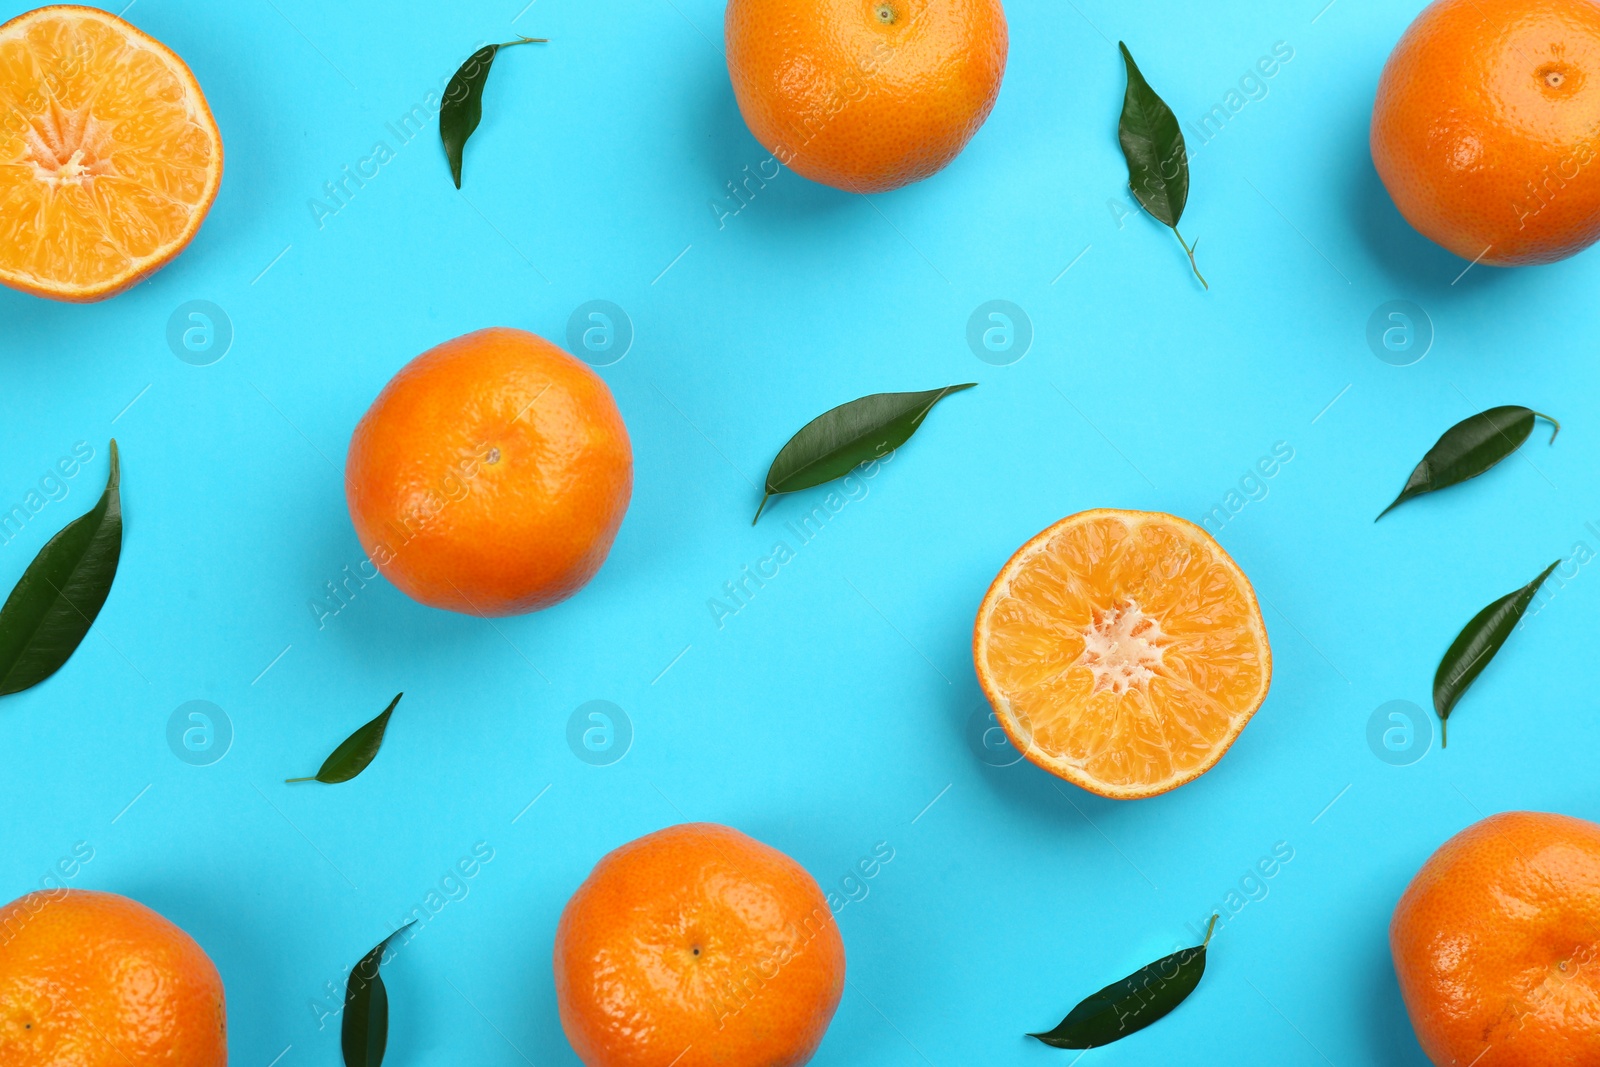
(1391, 811), (1600, 1066)
(0, 889), (227, 1067)
(0, 5), (223, 301)
(1371, 0), (1600, 266)
(345, 328), (633, 617)
(724, 0), (1008, 193)
(973, 509), (1272, 800)
(553, 823), (846, 1067)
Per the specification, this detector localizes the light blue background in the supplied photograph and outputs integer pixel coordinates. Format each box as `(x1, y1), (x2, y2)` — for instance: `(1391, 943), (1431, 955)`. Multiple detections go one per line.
(2, 0), (1595, 1063)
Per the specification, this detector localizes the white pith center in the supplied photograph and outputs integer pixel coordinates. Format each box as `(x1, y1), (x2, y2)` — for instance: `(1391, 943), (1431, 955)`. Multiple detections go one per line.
(24, 106), (116, 187)
(1077, 599), (1167, 695)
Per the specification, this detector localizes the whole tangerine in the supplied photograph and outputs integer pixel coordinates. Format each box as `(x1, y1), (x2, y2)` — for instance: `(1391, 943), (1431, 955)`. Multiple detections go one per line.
(1391, 811), (1600, 1065)
(0, 889), (227, 1067)
(345, 327), (633, 617)
(1372, 0), (1600, 265)
(553, 823), (846, 1067)
(725, 0), (1008, 193)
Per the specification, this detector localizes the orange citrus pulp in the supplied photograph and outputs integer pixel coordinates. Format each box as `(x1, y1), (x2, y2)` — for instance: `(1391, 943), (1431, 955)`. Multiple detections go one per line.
(973, 509), (1272, 799)
(0, 5), (223, 301)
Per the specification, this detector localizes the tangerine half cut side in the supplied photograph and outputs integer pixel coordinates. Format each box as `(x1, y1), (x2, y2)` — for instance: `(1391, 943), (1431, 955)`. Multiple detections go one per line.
(973, 509), (1272, 799)
(0, 5), (223, 302)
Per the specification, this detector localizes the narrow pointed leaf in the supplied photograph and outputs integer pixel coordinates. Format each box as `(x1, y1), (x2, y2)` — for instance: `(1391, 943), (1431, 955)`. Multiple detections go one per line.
(1379, 407), (1558, 520)
(342, 923), (415, 1067)
(0, 441), (122, 696)
(1116, 43), (1204, 286)
(439, 37), (545, 188)
(1117, 42), (1188, 228)
(1030, 916), (1217, 1050)
(754, 385), (976, 523)
(289, 693), (402, 784)
(1433, 562), (1559, 746)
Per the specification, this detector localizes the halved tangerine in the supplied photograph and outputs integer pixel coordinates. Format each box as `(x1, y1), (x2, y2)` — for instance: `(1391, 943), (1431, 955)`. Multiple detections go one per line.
(0, 5), (223, 302)
(973, 509), (1272, 799)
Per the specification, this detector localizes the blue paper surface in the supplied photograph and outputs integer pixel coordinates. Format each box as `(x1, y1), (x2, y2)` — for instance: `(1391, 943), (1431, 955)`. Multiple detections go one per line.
(3, 0), (1593, 1063)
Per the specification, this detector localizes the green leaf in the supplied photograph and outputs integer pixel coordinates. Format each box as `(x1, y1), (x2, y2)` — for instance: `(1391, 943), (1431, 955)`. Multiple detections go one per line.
(1030, 916), (1217, 1050)
(342, 923), (415, 1067)
(1434, 562), (1559, 747)
(439, 36), (546, 188)
(0, 441), (122, 697)
(288, 693), (402, 784)
(754, 384), (976, 524)
(1117, 42), (1206, 289)
(1378, 406), (1559, 520)
(1117, 43), (1187, 227)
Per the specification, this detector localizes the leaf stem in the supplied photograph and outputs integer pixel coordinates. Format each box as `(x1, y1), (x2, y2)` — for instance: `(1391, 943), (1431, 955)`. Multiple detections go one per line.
(498, 36), (549, 47)
(1440, 716), (1447, 749)
(752, 493), (772, 526)
(1201, 913), (1218, 947)
(1533, 411), (1561, 443)
(284, 776), (316, 784)
(1170, 226), (1208, 290)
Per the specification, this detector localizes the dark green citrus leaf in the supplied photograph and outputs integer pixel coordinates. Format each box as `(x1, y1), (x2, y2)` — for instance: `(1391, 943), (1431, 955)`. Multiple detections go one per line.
(1116, 43), (1205, 288)
(288, 693), (402, 784)
(440, 36), (546, 188)
(1117, 42), (1187, 227)
(1434, 562), (1559, 747)
(1030, 916), (1217, 1050)
(0, 441), (122, 697)
(342, 923), (415, 1067)
(1379, 406), (1558, 520)
(754, 384), (976, 524)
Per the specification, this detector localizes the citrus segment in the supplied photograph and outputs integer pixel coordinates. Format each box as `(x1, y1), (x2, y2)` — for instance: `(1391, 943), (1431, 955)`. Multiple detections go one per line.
(974, 509), (1271, 799)
(0, 5), (222, 301)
